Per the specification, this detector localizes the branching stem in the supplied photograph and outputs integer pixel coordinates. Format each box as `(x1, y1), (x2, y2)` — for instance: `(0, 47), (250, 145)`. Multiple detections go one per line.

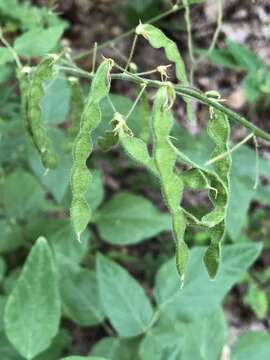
(55, 64), (270, 142)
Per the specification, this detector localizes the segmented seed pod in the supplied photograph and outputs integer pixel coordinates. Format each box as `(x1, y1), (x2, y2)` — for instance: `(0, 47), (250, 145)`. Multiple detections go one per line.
(136, 23), (193, 121)
(203, 108), (231, 278)
(28, 55), (59, 170)
(152, 85), (188, 283)
(70, 59), (114, 240)
(68, 77), (85, 139)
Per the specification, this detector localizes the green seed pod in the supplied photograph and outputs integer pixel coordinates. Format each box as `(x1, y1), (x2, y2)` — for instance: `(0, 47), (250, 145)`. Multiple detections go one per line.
(28, 55), (59, 170)
(68, 77), (85, 139)
(203, 109), (231, 278)
(17, 66), (32, 141)
(152, 85), (188, 283)
(97, 130), (119, 152)
(70, 59), (114, 240)
(136, 23), (193, 121)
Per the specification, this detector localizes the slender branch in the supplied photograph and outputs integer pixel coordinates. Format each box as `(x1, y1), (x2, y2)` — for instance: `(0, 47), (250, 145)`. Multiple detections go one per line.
(55, 64), (270, 142)
(205, 133), (254, 166)
(72, 4), (183, 61)
(207, 0), (223, 55)
(183, 0), (195, 84)
(91, 42), (98, 74)
(125, 34), (138, 71)
(126, 83), (146, 119)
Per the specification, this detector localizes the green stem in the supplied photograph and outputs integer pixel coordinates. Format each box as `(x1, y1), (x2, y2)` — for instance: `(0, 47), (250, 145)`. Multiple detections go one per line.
(72, 4), (183, 61)
(183, 0), (195, 84)
(55, 64), (270, 142)
(206, 132), (254, 166)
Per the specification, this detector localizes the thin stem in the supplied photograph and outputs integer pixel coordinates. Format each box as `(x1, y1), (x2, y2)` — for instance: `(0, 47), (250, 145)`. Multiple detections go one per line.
(207, 0), (223, 55)
(126, 83), (147, 119)
(196, 0), (223, 67)
(183, 0), (195, 84)
(55, 64), (270, 142)
(0, 29), (22, 68)
(72, 4), (182, 61)
(91, 42), (98, 74)
(106, 94), (117, 113)
(125, 34), (138, 71)
(253, 136), (260, 189)
(134, 69), (158, 76)
(110, 44), (129, 63)
(206, 133), (254, 166)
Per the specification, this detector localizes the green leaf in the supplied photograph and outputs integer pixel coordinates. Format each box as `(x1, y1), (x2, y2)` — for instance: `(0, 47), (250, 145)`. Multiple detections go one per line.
(14, 25), (65, 57)
(28, 129), (72, 203)
(91, 337), (139, 360)
(139, 308), (227, 360)
(58, 257), (105, 327)
(95, 192), (171, 245)
(154, 244), (262, 321)
(4, 237), (61, 359)
(244, 281), (268, 319)
(232, 331), (270, 360)
(243, 72), (261, 102)
(227, 147), (257, 241)
(41, 77), (71, 125)
(0, 220), (23, 253)
(226, 39), (263, 71)
(48, 219), (90, 264)
(204, 48), (240, 69)
(96, 253), (154, 337)
(3, 169), (45, 219)
(0, 333), (23, 360)
(34, 329), (71, 360)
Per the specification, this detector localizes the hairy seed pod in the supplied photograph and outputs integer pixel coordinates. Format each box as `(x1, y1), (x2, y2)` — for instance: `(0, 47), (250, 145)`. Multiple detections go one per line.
(70, 59), (114, 240)
(203, 109), (231, 278)
(28, 55), (59, 170)
(68, 77), (85, 139)
(152, 85), (188, 284)
(136, 23), (193, 121)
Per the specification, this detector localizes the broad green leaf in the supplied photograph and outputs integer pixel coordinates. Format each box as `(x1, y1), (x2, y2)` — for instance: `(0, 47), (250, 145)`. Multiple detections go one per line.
(154, 244), (262, 321)
(4, 237), (61, 359)
(28, 129), (72, 203)
(3, 169), (45, 219)
(95, 192), (171, 245)
(139, 308), (227, 360)
(91, 337), (139, 359)
(0, 220), (23, 253)
(48, 219), (90, 263)
(0, 333), (23, 360)
(35, 330), (71, 360)
(14, 25), (65, 57)
(58, 256), (105, 327)
(41, 77), (71, 125)
(96, 254), (154, 337)
(232, 331), (270, 360)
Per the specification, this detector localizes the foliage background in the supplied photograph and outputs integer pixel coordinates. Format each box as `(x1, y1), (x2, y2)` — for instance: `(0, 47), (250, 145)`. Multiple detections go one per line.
(0, 0), (270, 359)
